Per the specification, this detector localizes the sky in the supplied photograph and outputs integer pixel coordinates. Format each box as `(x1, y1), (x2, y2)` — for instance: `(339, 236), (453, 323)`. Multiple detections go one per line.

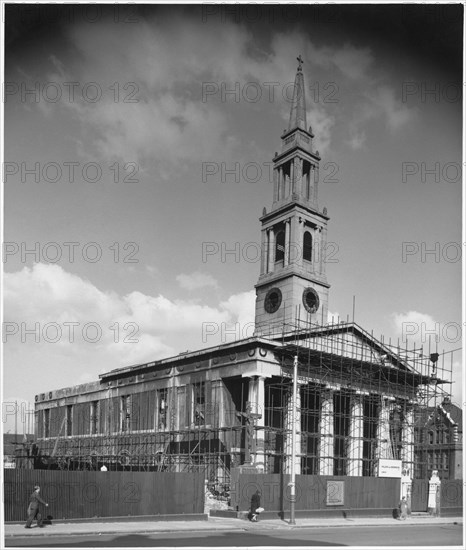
(2, 3), (464, 433)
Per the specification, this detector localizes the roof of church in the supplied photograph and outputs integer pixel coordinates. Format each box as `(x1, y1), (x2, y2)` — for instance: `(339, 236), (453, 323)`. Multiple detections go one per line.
(99, 335), (281, 380)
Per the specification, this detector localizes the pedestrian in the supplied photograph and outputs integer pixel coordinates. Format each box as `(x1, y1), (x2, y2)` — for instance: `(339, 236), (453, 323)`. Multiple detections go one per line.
(25, 485), (48, 528)
(250, 490), (264, 522)
(399, 496), (408, 520)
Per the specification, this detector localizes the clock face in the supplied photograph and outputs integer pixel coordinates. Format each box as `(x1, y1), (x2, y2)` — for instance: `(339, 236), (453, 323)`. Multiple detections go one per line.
(303, 287), (319, 313)
(264, 288), (282, 314)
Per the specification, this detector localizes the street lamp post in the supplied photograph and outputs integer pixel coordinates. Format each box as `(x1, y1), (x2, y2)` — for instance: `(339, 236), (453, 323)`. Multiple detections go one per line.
(289, 354), (298, 525)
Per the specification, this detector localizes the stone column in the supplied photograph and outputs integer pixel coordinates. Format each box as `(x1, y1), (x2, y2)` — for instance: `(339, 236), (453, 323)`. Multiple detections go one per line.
(347, 393), (364, 476)
(298, 217), (305, 269)
(312, 227), (320, 272)
(254, 376), (266, 472)
(273, 168), (278, 202)
(400, 406), (414, 511)
(309, 165), (315, 202)
(320, 224), (328, 277)
(260, 229), (267, 276)
(290, 159), (295, 195)
(211, 380), (223, 430)
(401, 406), (414, 478)
(243, 378), (257, 465)
(284, 384), (301, 475)
(314, 164), (319, 202)
(267, 228), (275, 274)
(305, 166), (310, 200)
(376, 397), (393, 471)
(294, 157), (303, 198)
(289, 216), (299, 267)
(280, 166), (284, 199)
(284, 219), (290, 267)
(319, 389), (334, 475)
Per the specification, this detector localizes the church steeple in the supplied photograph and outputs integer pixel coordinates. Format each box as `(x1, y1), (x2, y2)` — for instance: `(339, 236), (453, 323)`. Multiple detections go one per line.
(254, 56), (330, 337)
(288, 55), (307, 132)
(272, 56), (321, 211)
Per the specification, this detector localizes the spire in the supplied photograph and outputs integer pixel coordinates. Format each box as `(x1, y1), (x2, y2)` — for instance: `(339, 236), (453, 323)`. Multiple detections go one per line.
(287, 55), (307, 132)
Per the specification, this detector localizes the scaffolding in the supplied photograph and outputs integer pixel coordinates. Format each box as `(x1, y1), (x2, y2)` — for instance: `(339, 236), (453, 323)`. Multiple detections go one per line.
(15, 317), (458, 494)
(264, 312), (456, 479)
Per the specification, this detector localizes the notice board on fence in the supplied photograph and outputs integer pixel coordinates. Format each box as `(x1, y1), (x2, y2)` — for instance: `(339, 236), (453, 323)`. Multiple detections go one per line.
(378, 459), (402, 478)
(326, 480), (344, 506)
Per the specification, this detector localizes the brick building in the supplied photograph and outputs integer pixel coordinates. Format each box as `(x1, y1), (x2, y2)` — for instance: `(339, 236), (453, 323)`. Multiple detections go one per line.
(414, 396), (462, 480)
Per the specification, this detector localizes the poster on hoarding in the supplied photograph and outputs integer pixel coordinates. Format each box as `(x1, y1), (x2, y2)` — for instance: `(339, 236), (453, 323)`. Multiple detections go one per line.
(326, 480), (344, 506)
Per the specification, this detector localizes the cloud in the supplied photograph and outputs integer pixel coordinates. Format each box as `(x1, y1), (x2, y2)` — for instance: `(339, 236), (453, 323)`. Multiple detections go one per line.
(391, 310), (462, 404)
(366, 86), (413, 131)
(305, 42), (374, 82)
(391, 310), (439, 345)
(24, 14), (414, 172)
(3, 264), (257, 403)
(346, 127), (367, 150)
(220, 290), (256, 327)
(332, 44), (374, 80)
(176, 271), (218, 291)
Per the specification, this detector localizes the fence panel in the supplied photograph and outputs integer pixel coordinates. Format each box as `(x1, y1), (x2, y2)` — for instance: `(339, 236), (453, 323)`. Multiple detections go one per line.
(440, 479), (463, 516)
(232, 472), (400, 515)
(4, 469), (204, 521)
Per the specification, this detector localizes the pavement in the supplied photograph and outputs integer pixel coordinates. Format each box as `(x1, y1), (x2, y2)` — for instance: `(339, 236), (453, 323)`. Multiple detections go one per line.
(3, 514), (463, 538)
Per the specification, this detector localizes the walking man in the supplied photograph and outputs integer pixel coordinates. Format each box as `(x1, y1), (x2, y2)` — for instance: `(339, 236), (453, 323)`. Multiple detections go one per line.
(25, 485), (48, 528)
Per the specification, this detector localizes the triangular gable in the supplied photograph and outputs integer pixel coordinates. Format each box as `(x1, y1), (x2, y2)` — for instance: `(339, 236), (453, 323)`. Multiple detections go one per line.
(293, 322), (410, 372)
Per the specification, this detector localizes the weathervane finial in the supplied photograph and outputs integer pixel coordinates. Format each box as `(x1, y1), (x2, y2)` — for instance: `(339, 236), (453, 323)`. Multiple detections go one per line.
(297, 54), (304, 71)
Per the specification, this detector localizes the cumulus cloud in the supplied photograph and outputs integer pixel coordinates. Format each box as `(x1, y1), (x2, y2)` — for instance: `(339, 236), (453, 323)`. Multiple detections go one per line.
(3, 264), (257, 403)
(390, 310), (462, 404)
(391, 310), (439, 346)
(220, 290), (256, 327)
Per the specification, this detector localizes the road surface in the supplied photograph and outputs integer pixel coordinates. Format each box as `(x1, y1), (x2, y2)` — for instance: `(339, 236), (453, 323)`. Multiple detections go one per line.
(6, 523), (463, 547)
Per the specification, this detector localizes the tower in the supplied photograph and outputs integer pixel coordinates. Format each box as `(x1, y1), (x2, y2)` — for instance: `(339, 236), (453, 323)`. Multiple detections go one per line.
(255, 56), (330, 336)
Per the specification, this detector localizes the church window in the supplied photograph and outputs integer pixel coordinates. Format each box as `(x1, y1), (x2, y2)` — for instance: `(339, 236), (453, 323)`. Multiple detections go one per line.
(44, 409), (50, 438)
(157, 388), (168, 431)
(120, 395), (132, 432)
(66, 405), (73, 436)
(90, 400), (99, 435)
(303, 231), (313, 262)
(275, 230), (285, 263)
(193, 382), (206, 426)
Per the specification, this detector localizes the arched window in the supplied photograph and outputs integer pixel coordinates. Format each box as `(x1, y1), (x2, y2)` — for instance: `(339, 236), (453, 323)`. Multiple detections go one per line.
(303, 231), (313, 262)
(275, 231), (285, 263)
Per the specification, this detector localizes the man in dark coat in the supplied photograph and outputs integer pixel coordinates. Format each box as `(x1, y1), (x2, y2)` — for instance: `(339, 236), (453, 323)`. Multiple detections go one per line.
(250, 490), (263, 522)
(25, 485), (48, 528)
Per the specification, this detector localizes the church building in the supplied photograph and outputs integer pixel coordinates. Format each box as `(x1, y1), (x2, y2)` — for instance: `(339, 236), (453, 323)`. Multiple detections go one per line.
(33, 59), (448, 493)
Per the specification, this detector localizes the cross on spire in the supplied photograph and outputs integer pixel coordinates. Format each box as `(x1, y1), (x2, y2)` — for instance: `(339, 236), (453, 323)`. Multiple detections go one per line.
(297, 54), (304, 71)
